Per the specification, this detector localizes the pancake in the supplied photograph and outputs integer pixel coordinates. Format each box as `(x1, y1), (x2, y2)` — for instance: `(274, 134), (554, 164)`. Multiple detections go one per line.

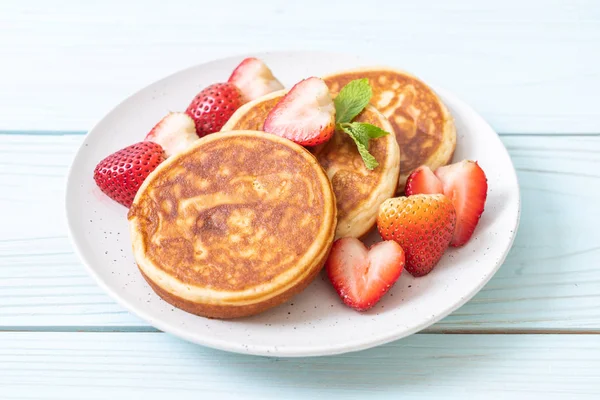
(222, 90), (400, 239)
(323, 67), (456, 191)
(128, 130), (337, 319)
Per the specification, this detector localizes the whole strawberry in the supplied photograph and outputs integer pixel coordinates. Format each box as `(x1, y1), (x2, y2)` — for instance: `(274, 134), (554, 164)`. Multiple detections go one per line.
(377, 194), (456, 277)
(185, 82), (243, 136)
(93, 141), (165, 207)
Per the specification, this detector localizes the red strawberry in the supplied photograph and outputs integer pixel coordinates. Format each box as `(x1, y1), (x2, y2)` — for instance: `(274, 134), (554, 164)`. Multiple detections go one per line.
(326, 238), (405, 311)
(93, 142), (165, 207)
(144, 112), (198, 157)
(263, 77), (335, 147)
(377, 194), (456, 277)
(405, 165), (443, 195)
(228, 57), (284, 102)
(185, 82), (243, 137)
(435, 160), (488, 247)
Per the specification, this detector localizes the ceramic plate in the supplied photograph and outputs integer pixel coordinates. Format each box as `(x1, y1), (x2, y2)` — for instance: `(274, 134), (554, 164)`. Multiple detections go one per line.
(66, 51), (520, 357)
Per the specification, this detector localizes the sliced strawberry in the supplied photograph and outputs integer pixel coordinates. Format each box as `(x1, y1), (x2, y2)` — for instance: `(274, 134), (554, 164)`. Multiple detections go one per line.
(263, 77), (335, 147)
(405, 165), (443, 195)
(377, 194), (456, 277)
(186, 82), (243, 137)
(435, 160), (488, 247)
(93, 142), (165, 208)
(144, 112), (198, 157)
(228, 57), (284, 102)
(326, 237), (404, 311)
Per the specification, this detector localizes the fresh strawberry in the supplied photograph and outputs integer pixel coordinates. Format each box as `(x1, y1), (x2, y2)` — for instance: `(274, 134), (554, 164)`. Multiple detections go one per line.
(93, 142), (165, 207)
(144, 112), (198, 157)
(435, 160), (488, 247)
(405, 165), (443, 195)
(185, 82), (243, 137)
(263, 77), (335, 147)
(228, 57), (284, 102)
(326, 238), (405, 311)
(377, 194), (456, 277)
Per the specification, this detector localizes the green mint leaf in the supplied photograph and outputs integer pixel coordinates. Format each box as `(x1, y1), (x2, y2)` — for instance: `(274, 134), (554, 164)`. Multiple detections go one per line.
(334, 78), (372, 124)
(340, 122), (390, 147)
(338, 123), (380, 170)
(354, 141), (380, 170)
(347, 122), (390, 140)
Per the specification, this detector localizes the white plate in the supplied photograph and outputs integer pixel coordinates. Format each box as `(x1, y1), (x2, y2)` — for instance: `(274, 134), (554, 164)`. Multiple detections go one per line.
(66, 51), (520, 357)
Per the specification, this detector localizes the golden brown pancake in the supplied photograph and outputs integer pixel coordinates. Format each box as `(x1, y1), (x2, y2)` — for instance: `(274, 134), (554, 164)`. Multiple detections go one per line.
(323, 67), (456, 191)
(128, 130), (337, 319)
(222, 90), (400, 239)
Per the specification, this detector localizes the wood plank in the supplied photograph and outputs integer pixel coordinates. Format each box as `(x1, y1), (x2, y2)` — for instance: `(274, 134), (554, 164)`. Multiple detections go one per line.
(0, 332), (599, 399)
(0, 0), (599, 133)
(0, 133), (598, 331)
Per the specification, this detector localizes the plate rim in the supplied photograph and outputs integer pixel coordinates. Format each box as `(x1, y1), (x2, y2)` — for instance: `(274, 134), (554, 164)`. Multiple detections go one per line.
(65, 50), (521, 357)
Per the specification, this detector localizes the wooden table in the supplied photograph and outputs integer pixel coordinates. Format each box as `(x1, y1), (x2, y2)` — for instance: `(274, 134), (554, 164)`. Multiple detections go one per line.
(1, 1), (599, 398)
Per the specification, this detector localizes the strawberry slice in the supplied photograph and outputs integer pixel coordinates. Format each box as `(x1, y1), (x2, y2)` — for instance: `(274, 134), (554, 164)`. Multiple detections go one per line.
(405, 165), (443, 195)
(435, 160), (488, 247)
(377, 194), (456, 277)
(93, 142), (165, 208)
(263, 77), (335, 147)
(186, 82), (243, 137)
(326, 237), (405, 311)
(144, 112), (198, 157)
(228, 57), (284, 102)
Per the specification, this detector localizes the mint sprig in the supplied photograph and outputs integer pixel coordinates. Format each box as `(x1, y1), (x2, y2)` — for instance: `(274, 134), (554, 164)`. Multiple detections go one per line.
(334, 78), (372, 124)
(333, 79), (390, 170)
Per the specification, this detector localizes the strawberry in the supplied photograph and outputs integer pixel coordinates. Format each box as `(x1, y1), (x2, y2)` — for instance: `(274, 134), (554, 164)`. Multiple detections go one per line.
(228, 57), (284, 102)
(326, 238), (405, 311)
(263, 77), (335, 147)
(377, 194), (456, 277)
(185, 82), (243, 137)
(435, 160), (488, 247)
(144, 112), (198, 157)
(405, 165), (443, 195)
(93, 142), (165, 207)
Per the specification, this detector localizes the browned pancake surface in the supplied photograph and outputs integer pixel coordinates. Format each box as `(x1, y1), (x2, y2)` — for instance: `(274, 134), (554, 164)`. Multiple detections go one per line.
(128, 135), (326, 291)
(324, 72), (444, 174)
(226, 95), (393, 223)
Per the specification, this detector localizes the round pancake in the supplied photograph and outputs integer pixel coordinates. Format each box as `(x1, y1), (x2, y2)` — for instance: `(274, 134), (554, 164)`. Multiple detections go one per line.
(323, 67), (456, 192)
(222, 90), (400, 239)
(128, 130), (337, 319)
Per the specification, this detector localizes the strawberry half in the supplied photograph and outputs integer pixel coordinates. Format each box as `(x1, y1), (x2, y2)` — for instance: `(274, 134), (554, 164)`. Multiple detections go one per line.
(435, 160), (488, 247)
(263, 77), (335, 147)
(144, 112), (198, 157)
(405, 165), (443, 195)
(185, 82), (243, 137)
(326, 238), (405, 311)
(93, 142), (165, 207)
(228, 57), (284, 102)
(377, 194), (456, 277)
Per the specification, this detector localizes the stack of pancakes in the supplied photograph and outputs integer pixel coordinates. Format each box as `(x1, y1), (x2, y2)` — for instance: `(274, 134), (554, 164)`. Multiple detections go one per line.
(324, 68), (456, 189)
(129, 67), (456, 319)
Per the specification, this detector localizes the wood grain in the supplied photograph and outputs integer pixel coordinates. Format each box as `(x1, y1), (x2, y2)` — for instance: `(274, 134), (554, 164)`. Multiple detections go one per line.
(0, 332), (599, 399)
(0, 0), (598, 133)
(0, 133), (598, 331)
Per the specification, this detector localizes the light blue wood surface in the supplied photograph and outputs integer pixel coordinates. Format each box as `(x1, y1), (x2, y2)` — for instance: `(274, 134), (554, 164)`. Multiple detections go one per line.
(2, 332), (600, 399)
(0, 0), (599, 133)
(0, 0), (599, 398)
